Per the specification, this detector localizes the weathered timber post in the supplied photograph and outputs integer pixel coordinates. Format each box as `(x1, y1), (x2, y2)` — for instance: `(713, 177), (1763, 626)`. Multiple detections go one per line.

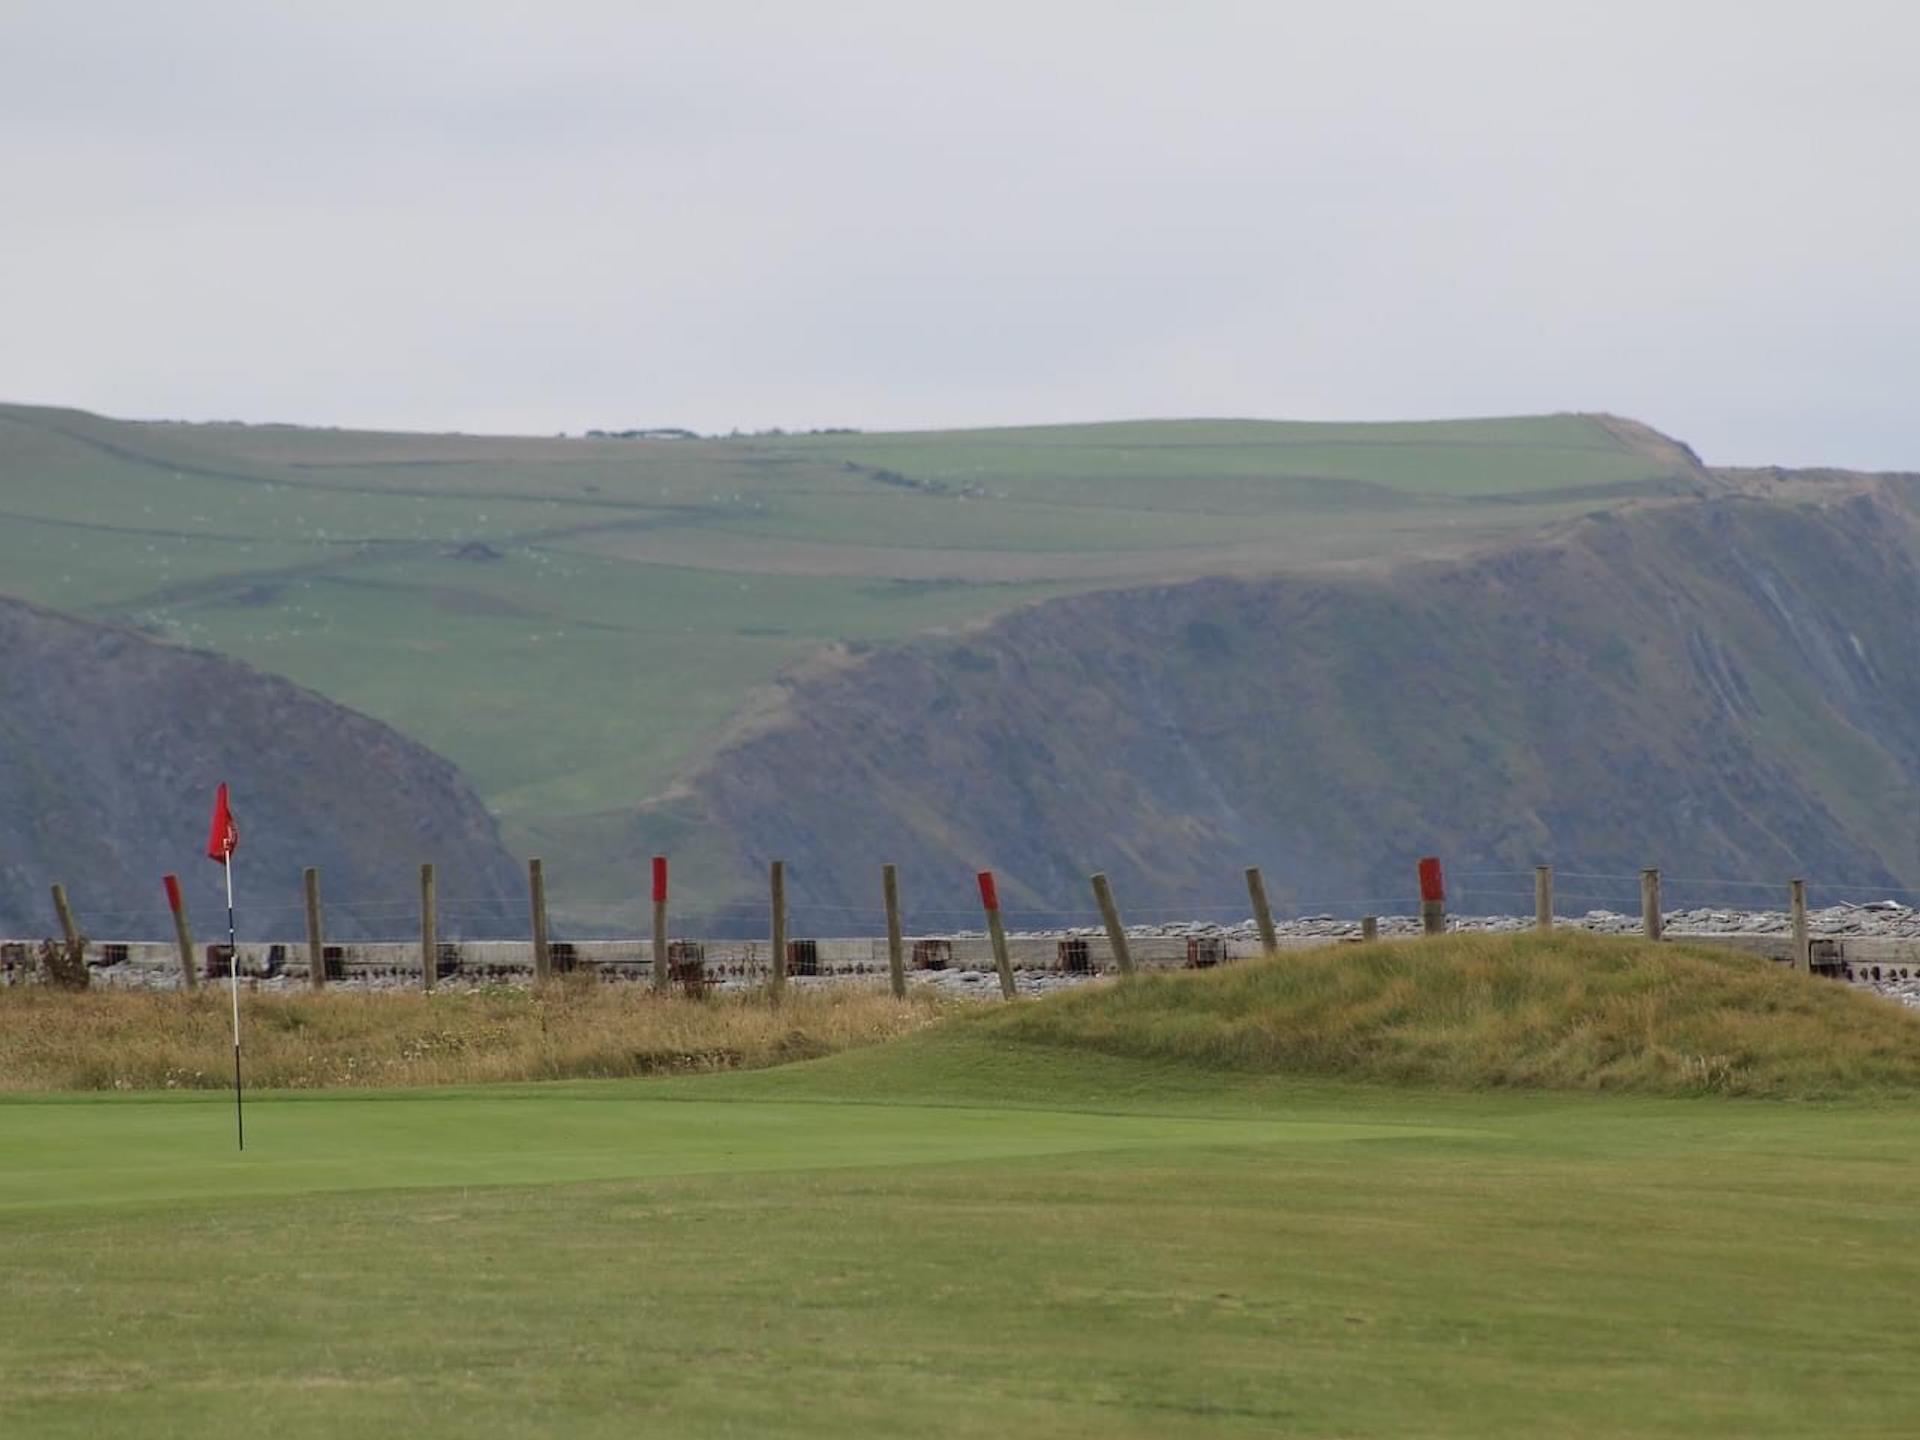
(978, 870), (1017, 1000)
(1640, 868), (1663, 942)
(303, 867), (324, 991)
(420, 863), (437, 991)
(1790, 878), (1809, 973)
(1090, 872), (1136, 977)
(651, 856), (669, 993)
(882, 863), (907, 999)
(1245, 867), (1279, 955)
(1360, 915), (1379, 942)
(163, 874), (198, 991)
(528, 858), (552, 983)
(1418, 857), (1446, 936)
(159, 879), (196, 990)
(769, 859), (788, 1003)
(51, 883), (80, 951)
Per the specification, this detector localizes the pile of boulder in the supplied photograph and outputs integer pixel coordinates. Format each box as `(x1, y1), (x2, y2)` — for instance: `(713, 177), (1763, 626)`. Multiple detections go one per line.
(974, 899), (1920, 945)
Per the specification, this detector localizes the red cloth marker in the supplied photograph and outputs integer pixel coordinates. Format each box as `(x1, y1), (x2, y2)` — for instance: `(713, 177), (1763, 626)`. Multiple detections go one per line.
(205, 782), (239, 864)
(652, 856), (668, 905)
(977, 870), (1000, 912)
(1418, 857), (1446, 904)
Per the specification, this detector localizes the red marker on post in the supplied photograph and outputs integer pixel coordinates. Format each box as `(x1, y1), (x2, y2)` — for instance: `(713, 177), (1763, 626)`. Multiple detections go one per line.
(162, 874), (197, 993)
(977, 870), (1016, 999)
(650, 856), (670, 991)
(1418, 856), (1446, 936)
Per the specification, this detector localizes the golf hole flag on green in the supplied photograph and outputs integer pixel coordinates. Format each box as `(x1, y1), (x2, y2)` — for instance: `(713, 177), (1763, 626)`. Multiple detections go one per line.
(206, 781), (244, 1150)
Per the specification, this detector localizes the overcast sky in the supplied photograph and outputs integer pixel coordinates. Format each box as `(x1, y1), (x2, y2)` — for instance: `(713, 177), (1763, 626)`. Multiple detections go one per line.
(2, 1), (1914, 466)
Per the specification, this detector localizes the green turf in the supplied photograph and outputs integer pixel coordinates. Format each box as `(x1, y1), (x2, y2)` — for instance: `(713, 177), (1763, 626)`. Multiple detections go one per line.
(0, 403), (1704, 918)
(3, 1035), (1915, 1437)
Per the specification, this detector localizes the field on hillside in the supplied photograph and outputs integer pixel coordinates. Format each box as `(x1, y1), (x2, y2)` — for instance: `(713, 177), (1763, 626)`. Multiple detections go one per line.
(0, 403), (1705, 916)
(5, 940), (1918, 1436)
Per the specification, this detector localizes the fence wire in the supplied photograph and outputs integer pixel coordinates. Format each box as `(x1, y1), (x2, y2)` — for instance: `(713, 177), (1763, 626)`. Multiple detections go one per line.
(11, 862), (1917, 949)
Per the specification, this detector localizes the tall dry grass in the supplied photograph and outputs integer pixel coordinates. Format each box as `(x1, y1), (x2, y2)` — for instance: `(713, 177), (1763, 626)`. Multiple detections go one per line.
(975, 931), (1920, 1098)
(0, 979), (949, 1092)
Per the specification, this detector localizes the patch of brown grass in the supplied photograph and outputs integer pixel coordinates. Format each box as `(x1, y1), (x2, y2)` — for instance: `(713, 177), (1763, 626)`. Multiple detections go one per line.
(0, 979), (949, 1092)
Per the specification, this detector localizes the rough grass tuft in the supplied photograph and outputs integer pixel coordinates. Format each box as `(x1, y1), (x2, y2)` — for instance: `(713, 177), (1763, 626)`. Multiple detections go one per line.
(970, 932), (1920, 1098)
(0, 979), (947, 1092)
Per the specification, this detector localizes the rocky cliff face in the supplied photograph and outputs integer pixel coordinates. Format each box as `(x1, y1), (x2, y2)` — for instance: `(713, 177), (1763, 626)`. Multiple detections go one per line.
(672, 481), (1920, 927)
(0, 599), (522, 939)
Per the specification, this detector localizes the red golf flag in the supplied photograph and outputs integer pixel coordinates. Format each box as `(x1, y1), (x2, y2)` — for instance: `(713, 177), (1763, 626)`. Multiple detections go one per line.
(206, 783), (239, 864)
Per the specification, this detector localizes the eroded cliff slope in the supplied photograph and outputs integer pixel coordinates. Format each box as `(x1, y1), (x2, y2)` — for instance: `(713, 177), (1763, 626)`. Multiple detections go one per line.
(0, 598), (522, 938)
(669, 481), (1920, 925)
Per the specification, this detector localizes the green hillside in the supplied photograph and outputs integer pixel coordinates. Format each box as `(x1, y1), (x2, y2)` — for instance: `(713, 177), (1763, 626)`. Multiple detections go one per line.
(0, 403), (1706, 917)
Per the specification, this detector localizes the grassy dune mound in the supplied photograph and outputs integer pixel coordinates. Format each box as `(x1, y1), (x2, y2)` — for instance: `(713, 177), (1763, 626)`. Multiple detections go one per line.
(971, 933), (1920, 1098)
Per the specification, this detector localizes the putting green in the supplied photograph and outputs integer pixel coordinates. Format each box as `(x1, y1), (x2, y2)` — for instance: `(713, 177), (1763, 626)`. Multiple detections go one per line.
(0, 1089), (1483, 1211)
(5, 1042), (1919, 1438)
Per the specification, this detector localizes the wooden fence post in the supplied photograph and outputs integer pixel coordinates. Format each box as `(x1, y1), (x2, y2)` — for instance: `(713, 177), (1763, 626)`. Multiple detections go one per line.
(1418, 857), (1446, 936)
(1244, 867), (1279, 954)
(303, 867), (325, 991)
(1640, 868), (1662, 941)
(769, 859), (788, 1002)
(651, 856), (669, 993)
(159, 879), (196, 990)
(163, 874), (198, 991)
(1534, 865), (1553, 932)
(1090, 872), (1135, 977)
(1790, 878), (1809, 973)
(882, 863), (906, 999)
(978, 870), (1017, 1000)
(50, 883), (80, 951)
(528, 858), (552, 983)
(420, 863), (437, 991)
(1360, 915), (1379, 942)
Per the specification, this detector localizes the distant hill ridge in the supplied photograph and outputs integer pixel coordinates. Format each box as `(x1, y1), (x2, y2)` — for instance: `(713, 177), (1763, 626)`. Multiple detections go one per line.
(0, 596), (521, 939)
(0, 402), (1715, 923)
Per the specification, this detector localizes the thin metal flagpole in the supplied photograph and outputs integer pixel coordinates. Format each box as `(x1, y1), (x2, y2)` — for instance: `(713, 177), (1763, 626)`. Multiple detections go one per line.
(226, 846), (243, 1152)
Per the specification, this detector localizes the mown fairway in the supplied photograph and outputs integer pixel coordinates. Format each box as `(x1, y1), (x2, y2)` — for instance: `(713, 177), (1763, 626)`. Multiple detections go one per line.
(0, 404), (1705, 916)
(5, 1034), (1916, 1438)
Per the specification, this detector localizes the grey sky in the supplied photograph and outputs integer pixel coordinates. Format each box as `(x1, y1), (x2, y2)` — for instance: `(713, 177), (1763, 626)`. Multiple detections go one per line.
(2, 1), (1914, 467)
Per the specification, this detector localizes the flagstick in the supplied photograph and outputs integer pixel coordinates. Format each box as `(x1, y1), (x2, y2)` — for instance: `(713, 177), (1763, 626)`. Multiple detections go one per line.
(226, 847), (243, 1153)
